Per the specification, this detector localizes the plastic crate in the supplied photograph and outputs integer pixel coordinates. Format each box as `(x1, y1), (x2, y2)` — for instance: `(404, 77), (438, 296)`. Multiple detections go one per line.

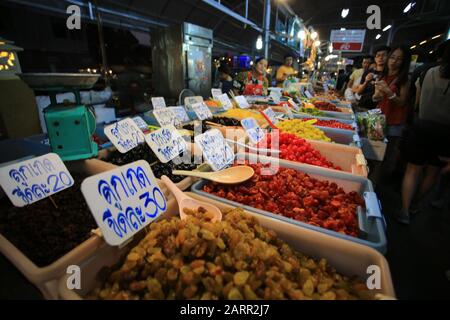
(58, 196), (395, 299)
(191, 153), (387, 253)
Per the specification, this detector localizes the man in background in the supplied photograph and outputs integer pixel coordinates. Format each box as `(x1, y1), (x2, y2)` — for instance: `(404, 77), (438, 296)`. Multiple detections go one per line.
(276, 54), (297, 87)
(345, 56), (374, 102)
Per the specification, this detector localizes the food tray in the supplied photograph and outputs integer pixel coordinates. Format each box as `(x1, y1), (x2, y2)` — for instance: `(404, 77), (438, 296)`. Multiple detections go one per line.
(58, 196), (395, 299)
(321, 108), (355, 121)
(319, 126), (361, 147)
(191, 153), (387, 253)
(97, 145), (208, 194)
(292, 114), (358, 131)
(0, 158), (114, 299)
(246, 140), (367, 177)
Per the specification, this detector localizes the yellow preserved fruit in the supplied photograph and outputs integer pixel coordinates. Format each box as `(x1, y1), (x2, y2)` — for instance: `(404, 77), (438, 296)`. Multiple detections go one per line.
(220, 109), (268, 127)
(278, 119), (332, 142)
(89, 207), (374, 300)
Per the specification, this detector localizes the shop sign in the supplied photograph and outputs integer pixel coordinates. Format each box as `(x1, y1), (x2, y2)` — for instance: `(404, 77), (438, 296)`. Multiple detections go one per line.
(151, 97), (166, 109)
(104, 118), (146, 153)
(145, 125), (187, 163)
(0, 153), (74, 207)
(81, 160), (166, 245)
(194, 129), (234, 171)
(241, 117), (265, 144)
(330, 29), (366, 52)
(234, 95), (250, 109)
(217, 94), (233, 110)
(191, 102), (213, 120)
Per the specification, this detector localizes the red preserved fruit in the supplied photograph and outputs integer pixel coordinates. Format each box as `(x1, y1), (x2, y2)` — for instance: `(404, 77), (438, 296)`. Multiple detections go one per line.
(202, 162), (364, 237)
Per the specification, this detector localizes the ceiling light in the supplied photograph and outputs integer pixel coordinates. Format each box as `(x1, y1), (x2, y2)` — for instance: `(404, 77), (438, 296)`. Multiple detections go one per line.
(341, 9), (349, 18)
(420, 40), (427, 45)
(315, 40), (321, 47)
(329, 44), (333, 52)
(432, 34), (442, 40)
(256, 35), (263, 50)
(383, 25), (392, 32)
(375, 34), (381, 40)
(340, 28), (346, 31)
(410, 45), (416, 49)
(311, 31), (318, 40)
(429, 50), (434, 54)
(403, 2), (416, 13)
(298, 30), (306, 40)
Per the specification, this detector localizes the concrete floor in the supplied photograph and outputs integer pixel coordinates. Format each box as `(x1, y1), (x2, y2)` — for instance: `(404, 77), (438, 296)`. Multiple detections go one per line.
(1, 169), (449, 300)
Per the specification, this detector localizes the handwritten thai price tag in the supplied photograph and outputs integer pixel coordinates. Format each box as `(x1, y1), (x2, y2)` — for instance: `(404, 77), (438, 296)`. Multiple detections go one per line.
(262, 107), (279, 125)
(104, 118), (146, 153)
(211, 88), (222, 100)
(169, 106), (190, 123)
(241, 117), (265, 144)
(270, 90), (281, 104)
(153, 108), (179, 127)
(145, 125), (187, 163)
(151, 97), (166, 109)
(194, 129), (234, 171)
(234, 95), (250, 109)
(0, 153), (74, 207)
(132, 116), (148, 131)
(288, 98), (300, 111)
(217, 94), (233, 110)
(81, 160), (167, 246)
(184, 96), (204, 108)
(191, 102), (213, 120)
(283, 105), (294, 119)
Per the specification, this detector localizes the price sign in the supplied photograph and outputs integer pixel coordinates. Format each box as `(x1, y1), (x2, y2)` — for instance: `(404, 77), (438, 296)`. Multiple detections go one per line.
(184, 96), (204, 108)
(194, 129), (234, 171)
(81, 161), (167, 246)
(270, 90), (282, 104)
(234, 95), (250, 109)
(104, 118), (146, 153)
(217, 94), (233, 110)
(0, 153), (74, 207)
(288, 98), (300, 111)
(192, 102), (213, 120)
(145, 125), (187, 163)
(241, 117), (265, 144)
(169, 106), (190, 123)
(132, 116), (148, 131)
(211, 89), (222, 100)
(153, 108), (180, 127)
(151, 97), (166, 109)
(304, 90), (314, 99)
(283, 105), (294, 119)
(262, 107), (279, 126)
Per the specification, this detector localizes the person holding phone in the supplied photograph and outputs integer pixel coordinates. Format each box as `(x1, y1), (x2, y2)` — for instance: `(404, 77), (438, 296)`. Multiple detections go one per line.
(276, 54), (297, 87)
(356, 46), (391, 109)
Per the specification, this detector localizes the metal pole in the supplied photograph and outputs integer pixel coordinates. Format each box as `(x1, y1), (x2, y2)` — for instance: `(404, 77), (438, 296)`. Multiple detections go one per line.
(263, 0), (271, 59)
(245, 0), (248, 19)
(93, 0), (109, 86)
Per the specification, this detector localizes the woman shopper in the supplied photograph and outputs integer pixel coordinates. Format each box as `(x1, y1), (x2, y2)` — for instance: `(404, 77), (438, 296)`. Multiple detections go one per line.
(397, 40), (450, 224)
(234, 57), (269, 96)
(372, 46), (412, 181)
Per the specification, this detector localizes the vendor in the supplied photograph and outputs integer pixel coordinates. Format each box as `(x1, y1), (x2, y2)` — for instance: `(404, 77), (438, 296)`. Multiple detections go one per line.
(276, 54), (297, 87)
(234, 57), (269, 96)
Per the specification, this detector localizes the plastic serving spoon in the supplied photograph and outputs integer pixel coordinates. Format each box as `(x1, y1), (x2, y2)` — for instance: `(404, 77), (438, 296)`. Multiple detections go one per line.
(225, 139), (280, 155)
(172, 165), (254, 185)
(161, 175), (222, 222)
